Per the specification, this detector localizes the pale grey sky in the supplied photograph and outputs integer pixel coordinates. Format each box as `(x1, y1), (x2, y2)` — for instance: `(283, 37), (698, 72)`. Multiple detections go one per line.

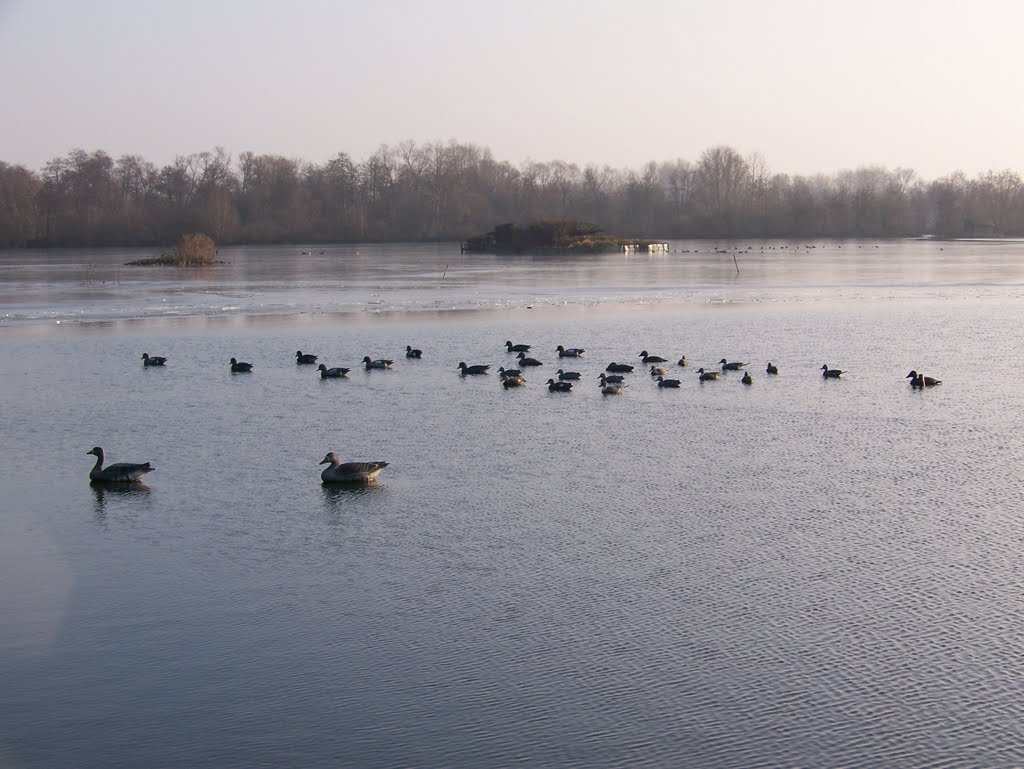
(1, 0), (1021, 178)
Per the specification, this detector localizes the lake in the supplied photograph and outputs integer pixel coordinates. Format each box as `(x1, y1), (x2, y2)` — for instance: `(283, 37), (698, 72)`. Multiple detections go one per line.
(1, 240), (1023, 768)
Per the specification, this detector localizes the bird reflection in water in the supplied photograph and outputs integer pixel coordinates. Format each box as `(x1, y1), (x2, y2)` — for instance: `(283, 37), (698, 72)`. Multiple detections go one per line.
(91, 481), (151, 522)
(320, 482), (383, 513)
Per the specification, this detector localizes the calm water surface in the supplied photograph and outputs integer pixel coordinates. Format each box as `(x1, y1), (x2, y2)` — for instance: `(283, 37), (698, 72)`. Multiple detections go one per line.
(1, 241), (1023, 768)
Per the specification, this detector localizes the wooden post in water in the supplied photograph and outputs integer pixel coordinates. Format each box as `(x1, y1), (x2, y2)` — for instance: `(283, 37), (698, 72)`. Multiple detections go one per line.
(733, 253), (740, 275)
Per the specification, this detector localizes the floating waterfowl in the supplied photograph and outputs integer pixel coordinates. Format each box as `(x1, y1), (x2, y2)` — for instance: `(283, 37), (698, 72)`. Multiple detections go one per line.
(599, 373), (626, 385)
(318, 364), (350, 378)
(677, 356), (688, 367)
(141, 353), (167, 367)
(650, 366), (668, 377)
(656, 376), (681, 388)
(406, 345), (423, 358)
(295, 350), (318, 364)
(505, 340), (531, 353)
(907, 370), (942, 387)
(606, 362), (634, 373)
(601, 383), (624, 395)
(742, 372), (754, 385)
(639, 350), (668, 363)
(319, 452), (388, 484)
(498, 366), (521, 379)
(556, 369), (581, 380)
(720, 359), (747, 371)
(230, 357), (253, 373)
(766, 362), (778, 375)
(502, 375), (526, 388)
(458, 362), (490, 375)
(556, 345), (584, 357)
(697, 367), (720, 381)
(821, 364), (845, 379)
(517, 352), (543, 367)
(362, 356), (393, 369)
(546, 378), (573, 392)
(86, 447), (153, 483)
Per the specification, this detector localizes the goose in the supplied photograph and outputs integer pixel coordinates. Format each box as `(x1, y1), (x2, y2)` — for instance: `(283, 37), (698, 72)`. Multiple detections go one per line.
(362, 356), (393, 370)
(502, 375), (526, 388)
(86, 447), (153, 483)
(639, 350), (668, 363)
(821, 364), (845, 379)
(742, 372), (754, 385)
(505, 340), (531, 353)
(556, 345), (584, 357)
(516, 352), (543, 367)
(546, 378), (573, 392)
(697, 367), (720, 381)
(677, 356), (689, 367)
(601, 383), (624, 395)
(295, 350), (318, 364)
(458, 362), (490, 375)
(318, 364), (350, 378)
(656, 376), (681, 388)
(405, 345), (423, 359)
(230, 357), (253, 373)
(766, 362), (778, 375)
(606, 362), (634, 373)
(907, 370), (941, 387)
(720, 359), (747, 371)
(650, 366), (668, 377)
(141, 353), (167, 366)
(498, 366), (522, 379)
(599, 373), (626, 385)
(319, 452), (388, 484)
(556, 369), (581, 381)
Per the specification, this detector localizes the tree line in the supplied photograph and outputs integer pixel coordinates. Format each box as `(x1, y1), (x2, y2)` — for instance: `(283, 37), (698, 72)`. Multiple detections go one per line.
(1, 141), (1022, 248)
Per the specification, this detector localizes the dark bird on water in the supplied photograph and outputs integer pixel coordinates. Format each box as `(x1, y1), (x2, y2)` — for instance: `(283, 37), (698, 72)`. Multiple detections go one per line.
(907, 370), (942, 387)
(86, 447), (153, 483)
(141, 353), (167, 366)
(505, 340), (531, 353)
(406, 345), (423, 358)
(295, 350), (318, 364)
(821, 364), (845, 379)
(230, 357), (253, 373)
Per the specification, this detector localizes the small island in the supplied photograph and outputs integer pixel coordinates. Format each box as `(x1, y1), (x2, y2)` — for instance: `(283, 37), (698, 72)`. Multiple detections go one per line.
(461, 220), (668, 254)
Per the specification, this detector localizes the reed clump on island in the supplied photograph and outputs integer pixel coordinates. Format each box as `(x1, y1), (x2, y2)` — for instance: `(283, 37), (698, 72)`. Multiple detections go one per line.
(127, 233), (217, 267)
(462, 220), (665, 254)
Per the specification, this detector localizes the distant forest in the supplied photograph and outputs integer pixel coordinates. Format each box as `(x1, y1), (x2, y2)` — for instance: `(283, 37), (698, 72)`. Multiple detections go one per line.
(1, 141), (1022, 248)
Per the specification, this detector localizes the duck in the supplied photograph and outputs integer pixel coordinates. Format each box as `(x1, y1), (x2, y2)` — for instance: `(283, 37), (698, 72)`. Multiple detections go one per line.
(230, 357), (253, 373)
(656, 376), (681, 388)
(601, 383), (624, 395)
(599, 373), (626, 385)
(318, 364), (350, 378)
(650, 365), (668, 377)
(546, 378), (573, 392)
(907, 370), (942, 387)
(86, 447), (153, 483)
(319, 452), (388, 484)
(502, 375), (526, 388)
(766, 362), (778, 375)
(677, 356), (689, 367)
(606, 362), (634, 373)
(498, 366), (522, 379)
(405, 345), (423, 359)
(516, 352), (543, 367)
(697, 367), (720, 381)
(720, 359), (747, 371)
(556, 345), (585, 357)
(821, 364), (845, 379)
(295, 350), (318, 364)
(362, 356), (393, 370)
(742, 372), (754, 385)
(556, 369), (581, 381)
(639, 350), (668, 363)
(505, 340), (531, 353)
(458, 362), (490, 375)
(141, 353), (167, 366)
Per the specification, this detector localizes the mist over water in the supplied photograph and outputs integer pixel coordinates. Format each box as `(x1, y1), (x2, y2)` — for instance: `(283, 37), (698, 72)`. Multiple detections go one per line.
(1, 241), (1023, 768)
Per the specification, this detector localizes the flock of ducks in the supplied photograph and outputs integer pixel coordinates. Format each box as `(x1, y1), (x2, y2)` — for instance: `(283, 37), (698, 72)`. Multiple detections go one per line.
(104, 343), (941, 487)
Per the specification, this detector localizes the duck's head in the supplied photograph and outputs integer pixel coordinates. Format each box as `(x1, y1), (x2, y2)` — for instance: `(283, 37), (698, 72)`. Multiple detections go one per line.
(230, 357), (238, 365)
(86, 447), (103, 457)
(457, 362), (467, 369)
(697, 368), (706, 373)
(296, 351), (303, 357)
(821, 364), (829, 371)
(363, 356), (372, 363)
(320, 452), (339, 465)
(318, 364), (327, 371)
(719, 358), (728, 364)
(906, 370), (919, 378)
(640, 350), (649, 357)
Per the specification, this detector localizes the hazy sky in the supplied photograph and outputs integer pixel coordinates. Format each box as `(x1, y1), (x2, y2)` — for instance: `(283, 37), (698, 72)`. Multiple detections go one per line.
(2, 0), (1021, 178)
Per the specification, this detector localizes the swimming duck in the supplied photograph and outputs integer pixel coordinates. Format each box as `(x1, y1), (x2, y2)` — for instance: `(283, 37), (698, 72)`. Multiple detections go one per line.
(766, 362), (778, 375)
(697, 367), (720, 381)
(458, 362), (490, 375)
(742, 372), (754, 385)
(319, 452), (388, 484)
(362, 356), (393, 369)
(601, 383), (624, 395)
(505, 340), (531, 352)
(821, 364), (845, 378)
(556, 369), (581, 380)
(656, 376), (681, 388)
(230, 357), (253, 373)
(720, 359), (747, 371)
(141, 353), (167, 366)
(650, 366), (668, 377)
(295, 350), (318, 364)
(546, 378), (573, 392)
(86, 447), (153, 483)
(406, 345), (423, 358)
(677, 356), (688, 367)
(599, 373), (626, 385)
(516, 352), (543, 367)
(502, 375), (526, 388)
(498, 366), (522, 379)
(907, 370), (942, 387)
(606, 362), (634, 373)
(318, 364), (350, 378)
(556, 345), (584, 357)
(640, 350), (668, 363)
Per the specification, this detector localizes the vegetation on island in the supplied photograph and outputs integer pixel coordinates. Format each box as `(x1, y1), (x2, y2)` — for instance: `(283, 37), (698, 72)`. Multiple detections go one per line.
(125, 233), (217, 267)
(1, 141), (1023, 249)
(463, 221), (660, 253)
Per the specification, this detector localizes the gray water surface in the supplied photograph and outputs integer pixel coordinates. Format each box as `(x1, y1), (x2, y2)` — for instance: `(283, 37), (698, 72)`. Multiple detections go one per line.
(1, 241), (1023, 768)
